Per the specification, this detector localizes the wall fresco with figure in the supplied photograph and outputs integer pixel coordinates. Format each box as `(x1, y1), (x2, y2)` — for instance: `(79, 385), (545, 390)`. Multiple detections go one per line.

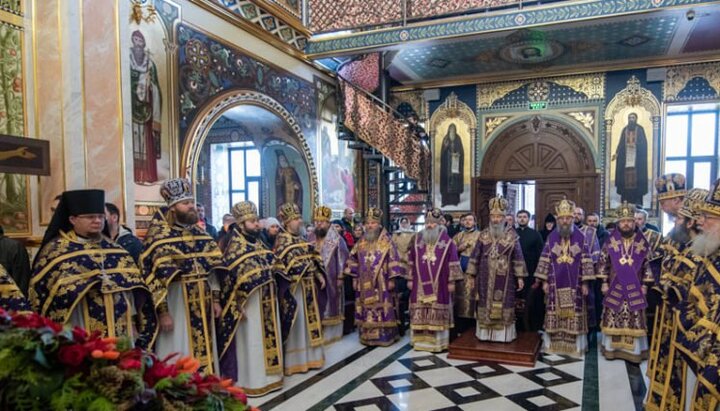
(0, 22), (30, 236)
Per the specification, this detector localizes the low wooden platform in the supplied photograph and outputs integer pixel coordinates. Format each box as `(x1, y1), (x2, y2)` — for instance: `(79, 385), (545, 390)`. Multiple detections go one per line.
(447, 331), (541, 367)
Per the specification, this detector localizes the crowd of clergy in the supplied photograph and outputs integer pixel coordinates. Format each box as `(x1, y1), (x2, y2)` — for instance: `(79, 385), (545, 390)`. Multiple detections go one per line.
(0, 172), (718, 409)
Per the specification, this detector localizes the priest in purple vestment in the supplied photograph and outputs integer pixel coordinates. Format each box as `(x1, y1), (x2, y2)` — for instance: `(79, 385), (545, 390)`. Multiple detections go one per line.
(407, 208), (463, 352)
(467, 196), (527, 342)
(598, 202), (654, 363)
(309, 205), (350, 345)
(343, 208), (403, 346)
(535, 199), (595, 357)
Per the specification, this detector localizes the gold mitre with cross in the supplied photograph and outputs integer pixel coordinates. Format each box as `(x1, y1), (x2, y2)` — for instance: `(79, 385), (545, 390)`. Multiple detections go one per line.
(679, 188), (709, 220)
(313, 205), (332, 222)
(615, 201), (636, 221)
(231, 201), (258, 223)
(555, 198), (576, 218)
(489, 196), (509, 216)
(699, 178), (720, 217)
(367, 207), (383, 223)
(278, 202), (302, 224)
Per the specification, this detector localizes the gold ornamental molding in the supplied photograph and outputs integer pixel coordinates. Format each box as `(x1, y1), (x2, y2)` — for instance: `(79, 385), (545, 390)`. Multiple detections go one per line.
(484, 116), (510, 141)
(432, 92), (477, 129)
(605, 75), (661, 121)
(664, 62), (720, 101)
(477, 82), (524, 109)
(553, 74), (605, 100)
(566, 111), (595, 134)
(476, 73), (605, 109)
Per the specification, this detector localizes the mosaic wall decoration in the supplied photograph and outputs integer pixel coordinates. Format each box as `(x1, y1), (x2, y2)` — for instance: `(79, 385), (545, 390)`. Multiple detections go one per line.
(267, 0), (301, 19)
(408, 0), (522, 20)
(177, 24), (317, 155)
(210, 0), (308, 52)
(308, 0), (401, 33)
(0, 21), (30, 236)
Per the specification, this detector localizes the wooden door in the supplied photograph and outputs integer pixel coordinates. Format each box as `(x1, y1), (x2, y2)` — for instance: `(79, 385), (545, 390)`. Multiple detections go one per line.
(535, 176), (600, 221)
(472, 177), (497, 228)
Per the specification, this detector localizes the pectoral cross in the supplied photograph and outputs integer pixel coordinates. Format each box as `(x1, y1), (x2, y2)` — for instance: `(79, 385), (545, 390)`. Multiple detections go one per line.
(422, 252), (437, 264)
(364, 252), (376, 265)
(619, 256), (634, 266)
(95, 254), (112, 286)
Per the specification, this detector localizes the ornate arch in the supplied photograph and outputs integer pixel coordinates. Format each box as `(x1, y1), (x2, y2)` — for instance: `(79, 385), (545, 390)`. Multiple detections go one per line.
(481, 112), (598, 172)
(180, 89), (320, 210)
(480, 115), (597, 178)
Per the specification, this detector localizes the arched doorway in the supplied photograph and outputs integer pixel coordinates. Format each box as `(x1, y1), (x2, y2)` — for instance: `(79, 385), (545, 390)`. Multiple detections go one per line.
(180, 90), (319, 225)
(475, 115), (599, 227)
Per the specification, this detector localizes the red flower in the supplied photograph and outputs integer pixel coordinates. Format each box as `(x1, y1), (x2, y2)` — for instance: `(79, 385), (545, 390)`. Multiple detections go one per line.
(118, 349), (143, 370)
(144, 356), (179, 387)
(42, 316), (63, 333)
(57, 344), (88, 367)
(72, 326), (88, 343)
(13, 313), (45, 329)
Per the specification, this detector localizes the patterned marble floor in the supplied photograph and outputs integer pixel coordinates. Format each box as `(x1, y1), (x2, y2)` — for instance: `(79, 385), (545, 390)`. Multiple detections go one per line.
(253, 332), (647, 411)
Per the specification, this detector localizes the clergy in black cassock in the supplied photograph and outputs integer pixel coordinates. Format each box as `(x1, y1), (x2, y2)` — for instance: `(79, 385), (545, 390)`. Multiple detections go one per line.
(515, 210), (545, 332)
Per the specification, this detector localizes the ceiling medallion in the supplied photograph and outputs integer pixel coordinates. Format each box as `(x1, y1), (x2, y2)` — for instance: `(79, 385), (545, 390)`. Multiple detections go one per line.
(498, 30), (565, 67)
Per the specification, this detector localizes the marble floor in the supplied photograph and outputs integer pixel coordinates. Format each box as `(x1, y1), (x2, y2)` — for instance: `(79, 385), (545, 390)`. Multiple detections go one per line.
(253, 332), (647, 411)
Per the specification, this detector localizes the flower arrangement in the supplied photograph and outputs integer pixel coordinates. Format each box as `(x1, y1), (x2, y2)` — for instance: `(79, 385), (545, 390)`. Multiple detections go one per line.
(0, 308), (257, 411)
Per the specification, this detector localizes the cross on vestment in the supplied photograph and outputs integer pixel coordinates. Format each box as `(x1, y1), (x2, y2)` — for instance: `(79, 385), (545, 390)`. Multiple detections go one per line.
(364, 251), (377, 265)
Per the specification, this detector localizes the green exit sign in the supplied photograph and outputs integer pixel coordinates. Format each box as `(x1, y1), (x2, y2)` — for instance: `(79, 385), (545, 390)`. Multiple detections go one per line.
(529, 101), (547, 110)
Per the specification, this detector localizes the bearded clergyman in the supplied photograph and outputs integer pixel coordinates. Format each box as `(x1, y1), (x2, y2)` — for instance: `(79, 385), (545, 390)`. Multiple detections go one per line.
(598, 202), (654, 363)
(217, 201), (292, 397)
(141, 179), (223, 373)
(309, 205), (350, 345)
(535, 199), (595, 356)
(669, 180), (720, 409)
(644, 188), (706, 410)
(467, 197), (526, 342)
(273, 202), (326, 375)
(407, 209), (463, 352)
(344, 208), (403, 346)
(645, 174), (690, 411)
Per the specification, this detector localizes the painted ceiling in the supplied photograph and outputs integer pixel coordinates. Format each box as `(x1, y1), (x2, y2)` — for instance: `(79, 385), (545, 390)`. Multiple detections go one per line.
(304, 0), (720, 87)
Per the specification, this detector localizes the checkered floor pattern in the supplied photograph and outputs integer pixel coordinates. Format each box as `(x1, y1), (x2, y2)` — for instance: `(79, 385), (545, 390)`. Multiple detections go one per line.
(330, 348), (584, 411)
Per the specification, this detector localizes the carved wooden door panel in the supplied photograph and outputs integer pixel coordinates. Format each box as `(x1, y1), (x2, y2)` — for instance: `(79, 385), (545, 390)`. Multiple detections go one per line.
(472, 177), (497, 229)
